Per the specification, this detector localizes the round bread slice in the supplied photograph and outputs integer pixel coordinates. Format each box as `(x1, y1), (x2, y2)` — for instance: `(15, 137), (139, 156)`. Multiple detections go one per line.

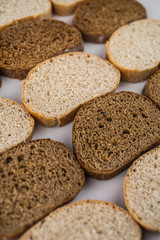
(143, 69), (160, 108)
(0, 139), (85, 239)
(52, 0), (85, 16)
(73, 0), (146, 43)
(0, 97), (34, 153)
(19, 200), (141, 240)
(106, 19), (160, 82)
(0, 18), (83, 80)
(124, 147), (160, 232)
(0, 0), (52, 31)
(73, 91), (160, 180)
(22, 52), (120, 127)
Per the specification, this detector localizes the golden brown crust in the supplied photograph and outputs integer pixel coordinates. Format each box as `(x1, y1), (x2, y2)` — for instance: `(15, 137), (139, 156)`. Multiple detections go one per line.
(52, 0), (85, 16)
(22, 52), (120, 127)
(123, 147), (160, 232)
(0, 97), (35, 154)
(106, 19), (160, 82)
(19, 199), (142, 240)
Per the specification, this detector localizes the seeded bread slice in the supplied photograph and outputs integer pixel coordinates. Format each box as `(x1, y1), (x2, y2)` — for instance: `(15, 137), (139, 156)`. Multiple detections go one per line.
(52, 0), (85, 16)
(143, 69), (160, 108)
(73, 91), (160, 180)
(73, 0), (146, 43)
(22, 52), (120, 127)
(0, 139), (85, 240)
(0, 97), (34, 154)
(124, 147), (160, 232)
(0, 18), (83, 80)
(106, 19), (160, 82)
(20, 200), (141, 240)
(0, 0), (52, 32)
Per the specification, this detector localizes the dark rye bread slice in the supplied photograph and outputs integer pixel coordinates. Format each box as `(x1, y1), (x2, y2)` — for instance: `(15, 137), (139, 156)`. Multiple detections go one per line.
(0, 18), (83, 80)
(73, 0), (146, 43)
(143, 69), (160, 108)
(0, 139), (85, 240)
(72, 91), (160, 179)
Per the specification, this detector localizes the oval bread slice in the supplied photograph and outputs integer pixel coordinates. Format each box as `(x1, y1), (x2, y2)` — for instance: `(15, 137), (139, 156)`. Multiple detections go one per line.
(20, 200), (141, 240)
(0, 18), (83, 79)
(0, 139), (85, 239)
(52, 0), (86, 16)
(22, 52), (120, 127)
(124, 147), (160, 232)
(0, 0), (52, 31)
(74, 0), (146, 43)
(106, 19), (160, 82)
(0, 97), (34, 153)
(73, 91), (160, 179)
(143, 69), (160, 108)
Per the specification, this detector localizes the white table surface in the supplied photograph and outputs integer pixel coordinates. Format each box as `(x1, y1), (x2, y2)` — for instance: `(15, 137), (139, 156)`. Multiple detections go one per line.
(0, 0), (160, 239)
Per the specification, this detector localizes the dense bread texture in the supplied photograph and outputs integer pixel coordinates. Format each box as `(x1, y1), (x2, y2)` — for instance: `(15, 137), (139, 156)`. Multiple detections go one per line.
(124, 147), (160, 232)
(0, 0), (52, 31)
(73, 91), (160, 179)
(0, 139), (85, 240)
(22, 52), (120, 127)
(20, 200), (141, 240)
(0, 97), (34, 153)
(52, 0), (85, 16)
(143, 69), (160, 108)
(0, 18), (83, 79)
(73, 0), (146, 43)
(106, 19), (160, 82)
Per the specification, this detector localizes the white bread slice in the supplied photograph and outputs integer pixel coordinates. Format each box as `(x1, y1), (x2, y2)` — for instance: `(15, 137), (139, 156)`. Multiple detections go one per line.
(106, 19), (160, 82)
(20, 200), (141, 240)
(52, 0), (85, 16)
(22, 52), (120, 127)
(124, 147), (160, 232)
(0, 0), (52, 31)
(0, 97), (34, 153)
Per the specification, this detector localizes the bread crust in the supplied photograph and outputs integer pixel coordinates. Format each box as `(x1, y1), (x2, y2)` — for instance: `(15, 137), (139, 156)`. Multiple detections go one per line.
(22, 52), (120, 127)
(123, 147), (160, 232)
(0, 139), (85, 240)
(19, 200), (142, 240)
(0, 0), (52, 32)
(106, 19), (160, 82)
(0, 97), (35, 154)
(52, 0), (85, 16)
(72, 91), (160, 179)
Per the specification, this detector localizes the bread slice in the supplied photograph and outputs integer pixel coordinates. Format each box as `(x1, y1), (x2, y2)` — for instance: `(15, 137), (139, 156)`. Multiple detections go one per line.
(0, 139), (85, 240)
(124, 147), (160, 232)
(22, 52), (120, 127)
(0, 18), (83, 80)
(106, 19), (160, 82)
(52, 0), (85, 16)
(143, 69), (160, 108)
(0, 0), (52, 31)
(73, 91), (160, 180)
(0, 97), (34, 154)
(73, 0), (146, 43)
(19, 200), (141, 240)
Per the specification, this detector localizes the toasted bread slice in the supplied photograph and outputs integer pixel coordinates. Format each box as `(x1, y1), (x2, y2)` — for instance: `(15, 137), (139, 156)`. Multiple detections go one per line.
(52, 0), (85, 16)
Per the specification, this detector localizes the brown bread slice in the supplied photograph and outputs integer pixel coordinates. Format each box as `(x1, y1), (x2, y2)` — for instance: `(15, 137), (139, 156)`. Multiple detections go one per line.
(20, 200), (141, 240)
(0, 139), (85, 240)
(143, 69), (160, 108)
(124, 147), (160, 232)
(72, 91), (160, 179)
(73, 0), (146, 43)
(0, 18), (83, 80)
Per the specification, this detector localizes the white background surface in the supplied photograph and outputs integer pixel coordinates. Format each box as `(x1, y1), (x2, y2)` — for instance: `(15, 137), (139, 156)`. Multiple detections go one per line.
(0, 0), (160, 239)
